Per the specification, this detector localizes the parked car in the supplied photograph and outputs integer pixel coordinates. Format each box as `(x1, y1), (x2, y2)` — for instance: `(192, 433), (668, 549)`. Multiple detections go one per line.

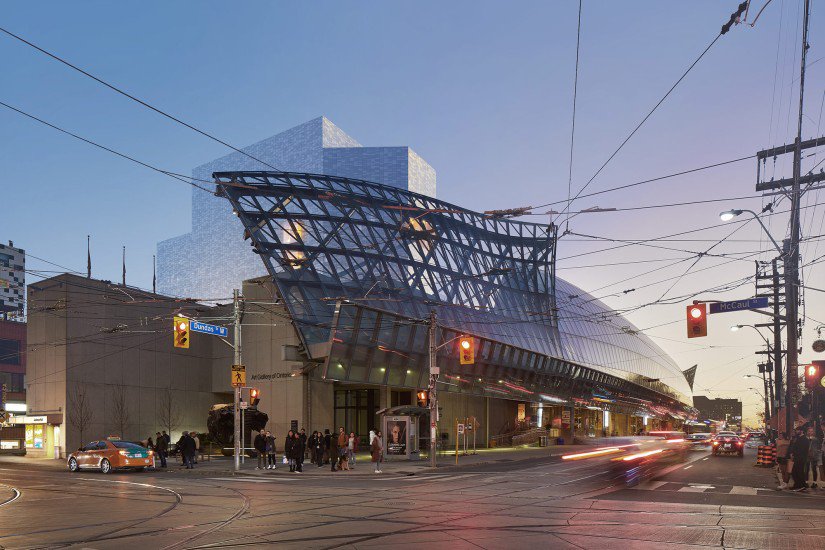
(711, 434), (744, 457)
(68, 440), (154, 473)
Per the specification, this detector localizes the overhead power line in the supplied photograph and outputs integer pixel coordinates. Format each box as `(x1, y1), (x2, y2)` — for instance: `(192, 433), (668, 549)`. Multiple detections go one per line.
(0, 26), (281, 172)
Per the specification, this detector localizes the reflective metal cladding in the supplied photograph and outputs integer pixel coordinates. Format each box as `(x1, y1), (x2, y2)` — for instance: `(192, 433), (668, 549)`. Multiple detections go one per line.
(215, 171), (692, 415)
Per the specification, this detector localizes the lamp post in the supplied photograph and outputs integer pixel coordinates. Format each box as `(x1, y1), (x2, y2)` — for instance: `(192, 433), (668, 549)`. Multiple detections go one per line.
(743, 374), (770, 430)
(721, 208), (791, 434)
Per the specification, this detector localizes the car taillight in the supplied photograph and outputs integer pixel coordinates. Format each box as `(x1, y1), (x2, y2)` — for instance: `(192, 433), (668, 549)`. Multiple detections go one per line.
(712, 441), (719, 446)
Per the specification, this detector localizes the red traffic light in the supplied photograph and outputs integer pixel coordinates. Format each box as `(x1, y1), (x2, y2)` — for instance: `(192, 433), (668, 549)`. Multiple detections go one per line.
(686, 304), (707, 339)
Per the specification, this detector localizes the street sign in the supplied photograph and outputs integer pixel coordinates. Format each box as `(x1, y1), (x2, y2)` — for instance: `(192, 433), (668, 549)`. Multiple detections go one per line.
(457, 423), (465, 435)
(708, 297), (769, 314)
(231, 364), (246, 387)
(240, 401), (248, 410)
(190, 320), (228, 338)
(0, 411), (6, 423)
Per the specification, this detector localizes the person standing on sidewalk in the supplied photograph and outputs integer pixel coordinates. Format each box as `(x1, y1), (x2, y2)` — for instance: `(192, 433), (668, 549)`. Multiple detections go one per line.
(371, 430), (383, 473)
(266, 431), (277, 470)
(790, 427), (811, 491)
(293, 431), (305, 473)
(337, 427), (349, 471)
(285, 430), (296, 472)
(314, 431), (325, 468)
(308, 431), (318, 465)
(323, 429), (332, 465)
(775, 432), (791, 490)
(805, 427), (821, 489)
(178, 431), (196, 469)
(154, 432), (167, 468)
(254, 429), (267, 470)
(347, 432), (357, 469)
(191, 431), (200, 464)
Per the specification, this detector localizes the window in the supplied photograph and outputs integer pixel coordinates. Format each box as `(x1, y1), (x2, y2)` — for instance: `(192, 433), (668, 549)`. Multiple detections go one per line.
(113, 442), (145, 450)
(0, 339), (21, 366)
(0, 372), (24, 392)
(82, 442), (98, 452)
(334, 389), (379, 441)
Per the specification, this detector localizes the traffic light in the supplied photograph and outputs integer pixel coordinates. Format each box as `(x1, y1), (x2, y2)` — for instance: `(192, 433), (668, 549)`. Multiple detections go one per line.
(804, 362), (825, 389)
(686, 304), (707, 338)
(173, 316), (190, 348)
(249, 388), (261, 407)
(417, 390), (429, 406)
(459, 336), (474, 364)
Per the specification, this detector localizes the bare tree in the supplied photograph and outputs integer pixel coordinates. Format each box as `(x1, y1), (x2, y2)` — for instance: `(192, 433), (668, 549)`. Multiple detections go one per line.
(68, 382), (93, 447)
(157, 387), (181, 438)
(110, 383), (130, 438)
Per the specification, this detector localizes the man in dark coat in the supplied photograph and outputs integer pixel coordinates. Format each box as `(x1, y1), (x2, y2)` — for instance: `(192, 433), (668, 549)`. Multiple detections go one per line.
(314, 431), (325, 467)
(254, 429), (267, 470)
(789, 427), (811, 491)
(155, 431), (167, 468)
(323, 429), (332, 465)
(177, 431), (196, 469)
(293, 432), (306, 473)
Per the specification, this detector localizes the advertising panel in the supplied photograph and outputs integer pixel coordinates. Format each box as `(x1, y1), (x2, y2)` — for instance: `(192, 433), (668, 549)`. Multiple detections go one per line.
(384, 416), (409, 457)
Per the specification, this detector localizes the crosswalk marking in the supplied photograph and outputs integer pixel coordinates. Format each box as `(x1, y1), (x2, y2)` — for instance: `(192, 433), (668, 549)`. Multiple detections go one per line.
(677, 485), (711, 492)
(729, 486), (759, 495)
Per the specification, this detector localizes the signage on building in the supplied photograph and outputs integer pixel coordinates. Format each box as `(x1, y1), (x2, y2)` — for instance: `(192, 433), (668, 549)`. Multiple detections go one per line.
(813, 340), (825, 353)
(708, 297), (769, 314)
(190, 320), (229, 338)
(12, 415), (48, 424)
(561, 410), (571, 428)
(231, 364), (246, 387)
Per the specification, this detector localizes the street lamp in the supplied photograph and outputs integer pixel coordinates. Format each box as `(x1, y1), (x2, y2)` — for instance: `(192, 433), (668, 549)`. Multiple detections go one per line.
(718, 208), (782, 254)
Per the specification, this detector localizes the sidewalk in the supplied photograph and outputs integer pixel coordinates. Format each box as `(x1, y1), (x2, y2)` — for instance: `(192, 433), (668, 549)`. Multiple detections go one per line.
(0, 444), (585, 477)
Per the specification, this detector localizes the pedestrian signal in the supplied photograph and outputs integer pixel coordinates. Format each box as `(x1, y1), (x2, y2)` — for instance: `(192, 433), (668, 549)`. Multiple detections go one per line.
(417, 390), (429, 406)
(804, 361), (825, 389)
(686, 304), (707, 339)
(173, 316), (190, 348)
(459, 336), (474, 364)
(249, 388), (261, 406)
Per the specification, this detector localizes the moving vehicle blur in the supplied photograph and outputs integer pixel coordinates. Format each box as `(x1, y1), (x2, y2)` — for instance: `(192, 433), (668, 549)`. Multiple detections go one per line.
(686, 433), (712, 449)
(67, 440), (154, 473)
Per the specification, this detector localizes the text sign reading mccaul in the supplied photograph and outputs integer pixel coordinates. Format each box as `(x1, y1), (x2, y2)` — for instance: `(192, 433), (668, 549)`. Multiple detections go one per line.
(189, 320), (228, 338)
(708, 297), (769, 315)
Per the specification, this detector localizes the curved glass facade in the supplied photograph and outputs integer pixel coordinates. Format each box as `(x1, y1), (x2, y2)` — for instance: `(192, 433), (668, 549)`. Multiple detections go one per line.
(215, 171), (692, 412)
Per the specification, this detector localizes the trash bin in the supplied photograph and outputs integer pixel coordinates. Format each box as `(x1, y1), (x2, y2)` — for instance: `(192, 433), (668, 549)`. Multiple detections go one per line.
(539, 436), (548, 447)
(556, 437), (565, 445)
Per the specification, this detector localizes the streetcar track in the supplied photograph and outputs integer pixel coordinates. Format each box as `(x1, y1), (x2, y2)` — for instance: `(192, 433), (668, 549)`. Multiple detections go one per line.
(0, 483), (21, 508)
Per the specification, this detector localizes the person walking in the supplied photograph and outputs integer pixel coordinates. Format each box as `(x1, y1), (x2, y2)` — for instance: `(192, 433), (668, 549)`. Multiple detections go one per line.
(337, 427), (349, 471)
(371, 430), (383, 474)
(266, 431), (277, 469)
(155, 431), (167, 468)
(254, 429), (267, 470)
(314, 431), (325, 468)
(285, 430), (296, 472)
(789, 427), (811, 491)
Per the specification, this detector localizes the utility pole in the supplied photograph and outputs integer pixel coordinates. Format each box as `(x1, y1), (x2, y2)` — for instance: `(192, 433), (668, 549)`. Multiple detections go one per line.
(786, 0), (811, 434)
(772, 258), (783, 415)
(428, 310), (438, 468)
(233, 288), (242, 472)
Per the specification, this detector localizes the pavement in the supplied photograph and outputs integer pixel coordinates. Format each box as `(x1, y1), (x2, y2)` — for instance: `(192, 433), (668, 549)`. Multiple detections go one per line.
(1, 443), (824, 549)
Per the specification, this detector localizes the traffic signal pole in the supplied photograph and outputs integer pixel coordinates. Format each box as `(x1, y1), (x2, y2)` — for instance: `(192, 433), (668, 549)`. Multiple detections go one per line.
(785, 0), (810, 435)
(233, 289), (242, 472)
(428, 310), (438, 468)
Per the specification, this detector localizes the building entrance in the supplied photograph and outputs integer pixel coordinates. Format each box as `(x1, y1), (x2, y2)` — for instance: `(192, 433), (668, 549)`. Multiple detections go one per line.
(334, 388), (379, 439)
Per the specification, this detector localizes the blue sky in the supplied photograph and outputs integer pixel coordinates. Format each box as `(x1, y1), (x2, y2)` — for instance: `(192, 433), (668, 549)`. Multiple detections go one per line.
(2, 1), (823, 422)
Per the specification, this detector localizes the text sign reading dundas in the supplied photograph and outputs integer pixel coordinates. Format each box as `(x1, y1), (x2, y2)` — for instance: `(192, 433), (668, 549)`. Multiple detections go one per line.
(189, 320), (228, 338)
(708, 297), (770, 315)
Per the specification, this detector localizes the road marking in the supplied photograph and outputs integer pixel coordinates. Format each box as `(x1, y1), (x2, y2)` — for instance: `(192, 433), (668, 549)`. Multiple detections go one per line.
(642, 480), (668, 490)
(729, 486), (759, 495)
(205, 477), (298, 483)
(683, 465), (693, 470)
(702, 457), (709, 461)
(678, 485), (713, 492)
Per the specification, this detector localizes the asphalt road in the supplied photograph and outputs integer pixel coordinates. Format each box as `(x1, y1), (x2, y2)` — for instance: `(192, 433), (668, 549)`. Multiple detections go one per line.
(1, 445), (823, 549)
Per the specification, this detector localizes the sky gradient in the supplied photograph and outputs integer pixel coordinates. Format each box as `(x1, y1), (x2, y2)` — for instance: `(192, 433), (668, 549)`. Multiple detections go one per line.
(3, 1), (824, 423)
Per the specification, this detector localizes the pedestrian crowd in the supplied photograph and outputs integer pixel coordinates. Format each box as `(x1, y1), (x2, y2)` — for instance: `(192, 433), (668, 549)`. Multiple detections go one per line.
(252, 426), (385, 474)
(775, 425), (823, 491)
(143, 429), (200, 469)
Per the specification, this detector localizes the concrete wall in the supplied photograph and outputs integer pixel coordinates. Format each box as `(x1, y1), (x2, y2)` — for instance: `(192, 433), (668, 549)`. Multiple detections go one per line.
(27, 274), (230, 455)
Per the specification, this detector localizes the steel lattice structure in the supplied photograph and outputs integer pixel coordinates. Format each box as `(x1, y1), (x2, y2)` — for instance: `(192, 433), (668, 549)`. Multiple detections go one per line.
(215, 171), (693, 416)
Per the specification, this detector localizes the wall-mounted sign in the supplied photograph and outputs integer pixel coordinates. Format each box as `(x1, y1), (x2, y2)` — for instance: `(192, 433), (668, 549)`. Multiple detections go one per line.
(813, 340), (825, 353)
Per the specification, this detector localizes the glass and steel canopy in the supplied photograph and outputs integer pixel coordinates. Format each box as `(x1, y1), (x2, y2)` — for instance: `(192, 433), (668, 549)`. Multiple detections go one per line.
(215, 171), (693, 414)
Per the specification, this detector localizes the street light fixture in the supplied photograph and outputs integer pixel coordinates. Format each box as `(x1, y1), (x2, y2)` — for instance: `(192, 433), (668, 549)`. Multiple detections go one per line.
(718, 208), (783, 254)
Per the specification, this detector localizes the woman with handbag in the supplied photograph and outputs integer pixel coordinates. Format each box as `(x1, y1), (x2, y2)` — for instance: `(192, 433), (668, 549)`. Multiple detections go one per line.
(371, 430), (383, 474)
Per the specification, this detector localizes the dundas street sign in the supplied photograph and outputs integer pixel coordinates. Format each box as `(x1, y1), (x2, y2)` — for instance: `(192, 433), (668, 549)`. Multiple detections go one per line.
(708, 297), (770, 315)
(189, 320), (228, 338)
